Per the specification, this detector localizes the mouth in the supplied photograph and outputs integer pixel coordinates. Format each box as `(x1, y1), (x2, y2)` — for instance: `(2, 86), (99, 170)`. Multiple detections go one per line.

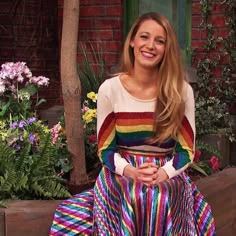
(141, 51), (156, 59)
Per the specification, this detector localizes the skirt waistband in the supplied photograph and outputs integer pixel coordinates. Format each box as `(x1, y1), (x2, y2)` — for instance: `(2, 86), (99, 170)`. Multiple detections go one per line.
(119, 149), (172, 159)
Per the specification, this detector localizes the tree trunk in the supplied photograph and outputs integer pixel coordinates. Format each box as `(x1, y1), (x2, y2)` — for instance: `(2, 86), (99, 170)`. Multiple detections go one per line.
(61, 0), (87, 185)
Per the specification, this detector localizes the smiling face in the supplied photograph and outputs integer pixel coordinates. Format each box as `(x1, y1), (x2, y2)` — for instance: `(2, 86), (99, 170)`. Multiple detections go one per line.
(130, 19), (166, 71)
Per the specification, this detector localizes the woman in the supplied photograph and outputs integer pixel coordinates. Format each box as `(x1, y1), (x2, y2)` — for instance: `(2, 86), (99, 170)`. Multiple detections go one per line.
(50, 12), (216, 235)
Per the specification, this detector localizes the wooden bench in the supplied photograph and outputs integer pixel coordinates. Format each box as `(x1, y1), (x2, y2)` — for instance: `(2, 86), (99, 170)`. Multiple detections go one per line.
(0, 167), (236, 236)
(196, 167), (236, 235)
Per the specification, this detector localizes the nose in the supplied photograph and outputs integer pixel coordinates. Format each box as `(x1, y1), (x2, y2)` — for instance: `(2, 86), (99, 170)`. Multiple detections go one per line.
(146, 39), (155, 49)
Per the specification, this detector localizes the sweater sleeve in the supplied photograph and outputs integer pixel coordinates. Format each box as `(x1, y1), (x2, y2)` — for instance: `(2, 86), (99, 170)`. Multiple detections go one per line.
(97, 81), (129, 174)
(161, 83), (196, 178)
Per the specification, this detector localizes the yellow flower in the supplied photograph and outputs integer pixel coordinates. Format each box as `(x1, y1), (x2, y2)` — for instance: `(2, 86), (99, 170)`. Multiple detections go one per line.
(83, 109), (97, 123)
(87, 92), (97, 102)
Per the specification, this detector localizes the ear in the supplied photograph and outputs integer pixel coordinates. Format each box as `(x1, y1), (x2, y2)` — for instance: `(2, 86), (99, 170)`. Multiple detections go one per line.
(130, 41), (134, 48)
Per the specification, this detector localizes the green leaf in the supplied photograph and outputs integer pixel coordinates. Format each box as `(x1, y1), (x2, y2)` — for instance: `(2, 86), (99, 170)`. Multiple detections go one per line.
(0, 101), (11, 117)
(35, 98), (47, 107)
(190, 162), (208, 176)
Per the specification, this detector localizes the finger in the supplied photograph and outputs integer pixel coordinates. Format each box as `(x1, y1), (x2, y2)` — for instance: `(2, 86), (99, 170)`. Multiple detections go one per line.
(138, 167), (157, 175)
(137, 176), (153, 183)
(139, 162), (151, 169)
(139, 163), (159, 171)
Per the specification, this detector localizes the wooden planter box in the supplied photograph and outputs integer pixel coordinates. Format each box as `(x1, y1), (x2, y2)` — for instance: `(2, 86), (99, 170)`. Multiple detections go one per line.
(0, 168), (236, 236)
(0, 200), (62, 236)
(199, 134), (231, 168)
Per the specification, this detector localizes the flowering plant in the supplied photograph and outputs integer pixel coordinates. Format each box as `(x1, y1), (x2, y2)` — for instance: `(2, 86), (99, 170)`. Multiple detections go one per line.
(187, 140), (221, 179)
(0, 62), (71, 207)
(51, 120), (72, 177)
(0, 62), (49, 120)
(81, 91), (100, 172)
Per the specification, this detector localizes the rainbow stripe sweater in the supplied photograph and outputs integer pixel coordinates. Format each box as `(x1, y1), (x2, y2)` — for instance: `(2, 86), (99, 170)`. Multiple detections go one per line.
(97, 75), (195, 178)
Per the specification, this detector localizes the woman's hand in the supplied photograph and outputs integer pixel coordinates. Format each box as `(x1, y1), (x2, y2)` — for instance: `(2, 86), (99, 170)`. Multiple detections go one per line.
(138, 164), (169, 186)
(123, 161), (169, 186)
(123, 164), (139, 180)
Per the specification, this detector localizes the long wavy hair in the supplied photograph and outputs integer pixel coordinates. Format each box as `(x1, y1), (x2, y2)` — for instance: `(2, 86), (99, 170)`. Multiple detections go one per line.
(120, 12), (185, 143)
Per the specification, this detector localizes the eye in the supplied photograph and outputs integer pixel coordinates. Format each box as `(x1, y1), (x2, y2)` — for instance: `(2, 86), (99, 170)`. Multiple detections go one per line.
(140, 34), (148, 39)
(155, 38), (166, 44)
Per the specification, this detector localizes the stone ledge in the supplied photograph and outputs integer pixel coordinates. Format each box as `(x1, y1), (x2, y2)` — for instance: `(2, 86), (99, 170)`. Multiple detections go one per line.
(0, 168), (236, 236)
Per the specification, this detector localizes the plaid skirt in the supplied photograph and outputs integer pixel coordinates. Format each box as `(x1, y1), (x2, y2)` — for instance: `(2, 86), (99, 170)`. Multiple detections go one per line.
(49, 154), (216, 235)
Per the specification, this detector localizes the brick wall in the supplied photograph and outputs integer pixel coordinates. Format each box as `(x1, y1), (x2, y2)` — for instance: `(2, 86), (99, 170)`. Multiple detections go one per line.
(58, 0), (123, 75)
(191, 1), (229, 75)
(0, 1), (232, 109)
(0, 0), (61, 109)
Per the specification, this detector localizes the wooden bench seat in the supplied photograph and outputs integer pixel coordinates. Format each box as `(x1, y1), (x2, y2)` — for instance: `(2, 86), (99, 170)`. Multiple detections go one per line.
(0, 167), (236, 236)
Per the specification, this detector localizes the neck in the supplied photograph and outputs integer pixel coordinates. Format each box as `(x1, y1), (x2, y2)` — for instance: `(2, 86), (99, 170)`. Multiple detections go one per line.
(131, 67), (159, 87)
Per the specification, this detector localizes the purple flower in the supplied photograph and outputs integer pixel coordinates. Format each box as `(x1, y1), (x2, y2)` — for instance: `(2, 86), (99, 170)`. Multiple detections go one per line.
(0, 62), (32, 81)
(29, 76), (49, 87)
(28, 133), (37, 144)
(10, 121), (18, 129)
(13, 143), (21, 151)
(27, 117), (37, 125)
(18, 120), (27, 129)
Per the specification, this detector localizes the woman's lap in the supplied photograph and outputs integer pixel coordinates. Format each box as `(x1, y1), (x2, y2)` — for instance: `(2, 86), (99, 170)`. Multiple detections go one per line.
(50, 156), (216, 236)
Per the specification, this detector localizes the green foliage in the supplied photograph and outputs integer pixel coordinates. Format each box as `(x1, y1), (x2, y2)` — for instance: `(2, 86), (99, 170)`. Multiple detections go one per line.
(193, 1), (235, 143)
(188, 140), (222, 177)
(77, 43), (106, 100)
(0, 126), (71, 206)
(196, 140), (223, 159)
(0, 62), (72, 207)
(77, 43), (105, 172)
(195, 96), (234, 140)
(188, 1), (236, 179)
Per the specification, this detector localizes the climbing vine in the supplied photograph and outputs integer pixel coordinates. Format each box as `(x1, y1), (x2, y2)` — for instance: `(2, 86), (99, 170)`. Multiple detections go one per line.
(193, 0), (235, 140)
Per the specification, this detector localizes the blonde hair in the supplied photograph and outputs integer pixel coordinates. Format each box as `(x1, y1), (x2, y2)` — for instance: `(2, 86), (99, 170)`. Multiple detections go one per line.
(120, 12), (185, 143)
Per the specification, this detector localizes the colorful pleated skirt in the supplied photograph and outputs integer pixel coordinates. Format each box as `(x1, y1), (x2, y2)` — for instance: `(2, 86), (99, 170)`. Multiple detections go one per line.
(49, 153), (216, 235)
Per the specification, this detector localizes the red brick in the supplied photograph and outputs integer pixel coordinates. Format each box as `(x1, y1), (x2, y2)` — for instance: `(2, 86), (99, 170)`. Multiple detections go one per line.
(212, 67), (224, 77)
(192, 29), (201, 40)
(113, 30), (123, 41)
(217, 28), (230, 39)
(211, 3), (226, 14)
(99, 30), (113, 40)
(78, 31), (87, 40)
(107, 6), (122, 16)
(106, 41), (122, 52)
(58, 8), (63, 17)
(200, 29), (207, 40)
(219, 54), (230, 65)
(191, 41), (206, 52)
(192, 3), (201, 15)
(210, 15), (226, 27)
(94, 18), (122, 29)
(80, 0), (94, 5)
(192, 16), (202, 27)
(103, 53), (120, 65)
(86, 30), (101, 40)
(79, 18), (93, 29)
(57, 0), (64, 6)
(80, 6), (106, 17)
(93, 0), (121, 4)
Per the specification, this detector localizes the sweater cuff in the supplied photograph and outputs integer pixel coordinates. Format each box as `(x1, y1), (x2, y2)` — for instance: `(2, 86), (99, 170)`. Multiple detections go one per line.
(114, 153), (129, 176)
(161, 160), (188, 179)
